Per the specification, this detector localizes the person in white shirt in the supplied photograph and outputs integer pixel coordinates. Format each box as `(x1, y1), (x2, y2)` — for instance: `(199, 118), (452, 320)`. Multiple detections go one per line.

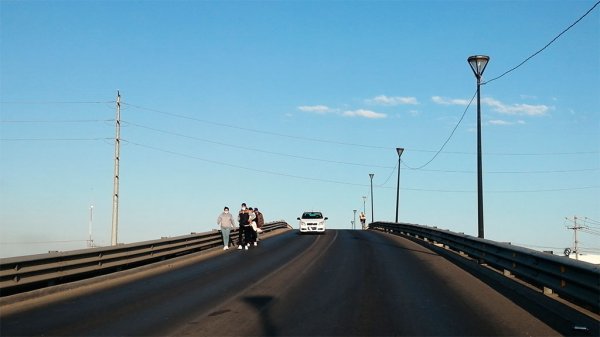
(217, 206), (236, 250)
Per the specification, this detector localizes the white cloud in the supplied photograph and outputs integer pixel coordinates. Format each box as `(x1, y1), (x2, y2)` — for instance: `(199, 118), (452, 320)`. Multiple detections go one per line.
(368, 95), (419, 106)
(488, 119), (511, 126)
(481, 97), (549, 116)
(298, 104), (386, 119)
(431, 96), (471, 106)
(297, 105), (335, 114)
(488, 119), (526, 126)
(342, 109), (387, 119)
(432, 96), (550, 116)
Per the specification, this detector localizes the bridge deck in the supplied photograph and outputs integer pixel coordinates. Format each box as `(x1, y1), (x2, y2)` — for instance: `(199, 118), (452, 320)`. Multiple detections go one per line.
(0, 230), (564, 336)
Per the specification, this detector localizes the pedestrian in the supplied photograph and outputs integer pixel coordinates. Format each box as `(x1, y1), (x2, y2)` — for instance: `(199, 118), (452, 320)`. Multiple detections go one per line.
(359, 212), (366, 229)
(254, 207), (265, 240)
(217, 206), (236, 250)
(238, 203), (250, 250)
(248, 207), (258, 246)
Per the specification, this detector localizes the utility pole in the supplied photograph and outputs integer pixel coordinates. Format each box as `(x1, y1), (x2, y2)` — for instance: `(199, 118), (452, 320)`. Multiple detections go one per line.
(566, 216), (583, 260)
(111, 91), (121, 246)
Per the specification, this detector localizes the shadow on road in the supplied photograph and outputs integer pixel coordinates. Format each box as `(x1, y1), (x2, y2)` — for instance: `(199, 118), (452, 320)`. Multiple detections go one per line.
(243, 295), (278, 336)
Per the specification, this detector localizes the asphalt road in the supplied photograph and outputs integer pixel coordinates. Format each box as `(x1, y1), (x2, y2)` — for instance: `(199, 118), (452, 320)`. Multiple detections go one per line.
(0, 229), (561, 336)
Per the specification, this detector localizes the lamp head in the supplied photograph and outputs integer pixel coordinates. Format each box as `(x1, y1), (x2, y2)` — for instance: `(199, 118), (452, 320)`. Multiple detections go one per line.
(468, 55), (490, 78)
(396, 147), (404, 157)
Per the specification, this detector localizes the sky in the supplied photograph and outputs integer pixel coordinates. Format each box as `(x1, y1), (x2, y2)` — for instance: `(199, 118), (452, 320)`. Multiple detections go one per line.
(1, 0), (599, 259)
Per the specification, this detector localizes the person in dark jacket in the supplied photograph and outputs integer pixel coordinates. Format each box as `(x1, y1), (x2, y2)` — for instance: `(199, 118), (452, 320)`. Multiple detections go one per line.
(237, 203), (250, 250)
(248, 207), (257, 246)
(254, 207), (265, 241)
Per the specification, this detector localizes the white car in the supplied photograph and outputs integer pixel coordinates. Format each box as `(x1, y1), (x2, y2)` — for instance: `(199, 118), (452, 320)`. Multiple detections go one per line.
(297, 211), (328, 233)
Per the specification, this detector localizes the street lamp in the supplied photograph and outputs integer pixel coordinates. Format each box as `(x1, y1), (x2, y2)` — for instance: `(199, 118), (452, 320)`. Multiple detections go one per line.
(362, 196), (367, 215)
(395, 147), (404, 223)
(353, 209), (357, 230)
(468, 55), (490, 239)
(88, 205), (94, 248)
(362, 196), (367, 229)
(369, 173), (375, 223)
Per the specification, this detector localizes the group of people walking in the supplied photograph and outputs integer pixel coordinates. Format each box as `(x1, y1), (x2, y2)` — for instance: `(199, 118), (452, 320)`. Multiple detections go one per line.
(216, 203), (264, 250)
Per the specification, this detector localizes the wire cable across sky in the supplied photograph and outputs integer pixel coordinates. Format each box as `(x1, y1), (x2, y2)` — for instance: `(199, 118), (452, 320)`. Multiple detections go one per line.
(483, 0), (600, 85)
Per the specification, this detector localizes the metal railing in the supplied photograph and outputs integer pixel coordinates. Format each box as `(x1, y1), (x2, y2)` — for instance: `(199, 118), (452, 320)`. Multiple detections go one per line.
(0, 221), (291, 296)
(369, 221), (600, 313)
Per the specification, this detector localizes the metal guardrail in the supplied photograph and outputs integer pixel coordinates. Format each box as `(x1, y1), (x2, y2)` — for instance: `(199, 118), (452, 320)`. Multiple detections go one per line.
(369, 221), (600, 314)
(0, 221), (291, 296)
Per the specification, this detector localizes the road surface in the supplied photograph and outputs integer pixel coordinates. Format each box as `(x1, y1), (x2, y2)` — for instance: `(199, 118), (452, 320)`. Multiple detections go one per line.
(0, 230), (560, 336)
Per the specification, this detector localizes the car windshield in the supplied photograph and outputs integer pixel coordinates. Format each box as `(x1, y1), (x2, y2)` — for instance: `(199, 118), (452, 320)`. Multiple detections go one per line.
(301, 212), (323, 219)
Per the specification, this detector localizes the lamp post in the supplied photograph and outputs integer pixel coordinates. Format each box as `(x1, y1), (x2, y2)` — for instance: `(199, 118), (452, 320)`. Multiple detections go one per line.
(468, 55), (490, 239)
(88, 205), (94, 248)
(395, 147), (404, 223)
(353, 209), (357, 230)
(362, 196), (366, 215)
(369, 173), (375, 223)
(362, 196), (367, 229)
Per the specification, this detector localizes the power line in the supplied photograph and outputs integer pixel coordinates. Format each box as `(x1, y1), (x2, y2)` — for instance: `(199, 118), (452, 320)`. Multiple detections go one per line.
(122, 102), (391, 150)
(123, 120), (392, 169)
(0, 101), (114, 104)
(123, 139), (368, 187)
(481, 151), (599, 156)
(484, 1), (600, 85)
(0, 137), (112, 142)
(413, 167), (600, 174)
(378, 162), (398, 186)
(121, 102), (597, 157)
(401, 90), (476, 170)
(401, 2), (600, 182)
(580, 228), (600, 236)
(583, 217), (600, 226)
(123, 139), (599, 193)
(0, 119), (113, 124)
(400, 149), (599, 156)
(124, 120), (599, 174)
(487, 186), (599, 193)
(378, 2), (600, 169)
(0, 119), (112, 124)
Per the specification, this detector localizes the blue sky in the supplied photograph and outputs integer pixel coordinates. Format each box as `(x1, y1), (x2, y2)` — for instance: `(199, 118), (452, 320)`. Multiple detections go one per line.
(1, 0), (598, 258)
